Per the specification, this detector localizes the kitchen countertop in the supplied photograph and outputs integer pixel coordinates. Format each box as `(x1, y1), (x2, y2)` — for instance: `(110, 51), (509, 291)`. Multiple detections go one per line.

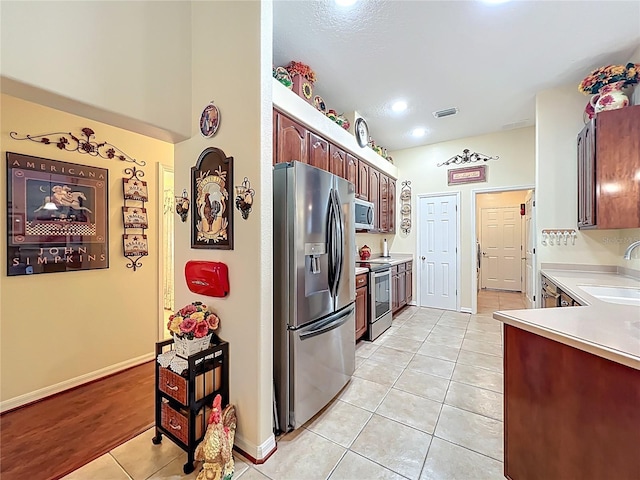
(355, 267), (369, 275)
(493, 269), (640, 370)
(358, 253), (414, 266)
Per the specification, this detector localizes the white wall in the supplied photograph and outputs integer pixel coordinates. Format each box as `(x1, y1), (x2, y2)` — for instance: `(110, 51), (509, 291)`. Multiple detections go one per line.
(173, 1), (274, 460)
(535, 84), (640, 273)
(392, 127), (535, 310)
(0, 1), (192, 142)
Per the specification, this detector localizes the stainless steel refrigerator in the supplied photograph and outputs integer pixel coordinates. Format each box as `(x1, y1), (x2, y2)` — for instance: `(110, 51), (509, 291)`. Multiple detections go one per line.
(273, 161), (356, 432)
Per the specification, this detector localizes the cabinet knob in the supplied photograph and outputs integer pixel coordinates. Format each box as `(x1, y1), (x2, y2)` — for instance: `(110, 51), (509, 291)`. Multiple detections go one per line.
(421, 256), (426, 260)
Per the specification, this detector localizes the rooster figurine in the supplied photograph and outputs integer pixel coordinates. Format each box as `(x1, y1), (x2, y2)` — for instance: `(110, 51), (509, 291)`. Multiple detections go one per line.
(195, 394), (237, 480)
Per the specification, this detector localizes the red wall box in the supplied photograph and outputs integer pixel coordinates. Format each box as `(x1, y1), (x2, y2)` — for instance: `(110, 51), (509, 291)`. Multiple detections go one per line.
(184, 260), (229, 297)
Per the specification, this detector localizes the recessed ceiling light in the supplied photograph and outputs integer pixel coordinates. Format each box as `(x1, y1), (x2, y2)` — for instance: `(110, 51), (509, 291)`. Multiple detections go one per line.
(335, 0), (357, 6)
(391, 100), (407, 113)
(481, 0), (511, 4)
(412, 128), (426, 138)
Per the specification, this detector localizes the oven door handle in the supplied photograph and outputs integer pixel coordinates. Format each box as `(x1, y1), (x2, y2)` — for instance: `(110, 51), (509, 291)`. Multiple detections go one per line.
(299, 306), (354, 340)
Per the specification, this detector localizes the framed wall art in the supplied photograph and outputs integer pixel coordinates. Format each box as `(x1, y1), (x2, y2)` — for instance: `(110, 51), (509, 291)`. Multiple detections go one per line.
(447, 165), (487, 186)
(199, 101), (221, 138)
(122, 206), (148, 229)
(6, 152), (108, 276)
(191, 147), (233, 249)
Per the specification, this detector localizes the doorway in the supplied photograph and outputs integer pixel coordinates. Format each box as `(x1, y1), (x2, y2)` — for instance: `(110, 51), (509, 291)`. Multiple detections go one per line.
(472, 186), (534, 314)
(417, 193), (460, 311)
(158, 164), (174, 340)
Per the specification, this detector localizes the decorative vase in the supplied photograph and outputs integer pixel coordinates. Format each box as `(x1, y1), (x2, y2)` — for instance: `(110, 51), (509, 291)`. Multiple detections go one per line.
(359, 245), (371, 260)
(592, 81), (629, 114)
(173, 333), (213, 358)
(291, 74), (314, 104)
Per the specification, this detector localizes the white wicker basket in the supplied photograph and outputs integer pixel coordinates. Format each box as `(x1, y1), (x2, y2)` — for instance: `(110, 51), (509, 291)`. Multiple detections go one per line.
(174, 333), (212, 358)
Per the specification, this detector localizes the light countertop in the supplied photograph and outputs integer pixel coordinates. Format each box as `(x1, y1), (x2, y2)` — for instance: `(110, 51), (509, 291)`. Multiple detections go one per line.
(493, 269), (640, 370)
(359, 253), (414, 266)
(355, 267), (369, 275)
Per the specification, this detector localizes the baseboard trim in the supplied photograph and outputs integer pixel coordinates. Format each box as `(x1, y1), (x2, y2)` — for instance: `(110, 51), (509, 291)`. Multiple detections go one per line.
(460, 307), (472, 313)
(234, 433), (277, 464)
(0, 352), (155, 413)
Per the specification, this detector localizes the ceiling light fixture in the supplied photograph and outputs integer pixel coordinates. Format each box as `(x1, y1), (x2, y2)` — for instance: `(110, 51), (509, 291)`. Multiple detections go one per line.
(437, 148), (499, 167)
(335, 0), (357, 6)
(482, 0), (511, 4)
(412, 128), (426, 138)
(433, 107), (458, 118)
(391, 100), (407, 113)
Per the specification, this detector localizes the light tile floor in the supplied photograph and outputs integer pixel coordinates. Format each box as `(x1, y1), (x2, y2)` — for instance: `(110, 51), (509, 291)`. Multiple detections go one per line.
(65, 292), (526, 480)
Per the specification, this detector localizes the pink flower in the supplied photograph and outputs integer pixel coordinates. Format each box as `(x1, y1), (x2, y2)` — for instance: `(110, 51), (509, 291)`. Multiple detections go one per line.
(180, 305), (197, 316)
(206, 314), (220, 331)
(194, 321), (209, 338)
(179, 318), (196, 333)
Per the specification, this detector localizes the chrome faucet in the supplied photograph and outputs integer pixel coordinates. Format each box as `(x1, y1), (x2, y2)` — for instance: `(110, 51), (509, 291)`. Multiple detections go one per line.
(623, 240), (640, 260)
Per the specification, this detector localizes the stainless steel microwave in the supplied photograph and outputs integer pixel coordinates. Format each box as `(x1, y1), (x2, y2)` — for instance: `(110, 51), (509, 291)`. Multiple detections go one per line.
(354, 198), (375, 230)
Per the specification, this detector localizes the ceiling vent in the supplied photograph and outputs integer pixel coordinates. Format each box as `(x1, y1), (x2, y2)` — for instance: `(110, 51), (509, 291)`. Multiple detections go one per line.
(433, 107), (459, 118)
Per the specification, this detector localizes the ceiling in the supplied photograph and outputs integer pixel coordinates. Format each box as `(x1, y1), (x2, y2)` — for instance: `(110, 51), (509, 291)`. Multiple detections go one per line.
(273, 0), (640, 152)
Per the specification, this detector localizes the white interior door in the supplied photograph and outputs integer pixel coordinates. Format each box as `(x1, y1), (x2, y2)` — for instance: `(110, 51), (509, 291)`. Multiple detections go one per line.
(418, 195), (458, 311)
(480, 207), (522, 291)
(524, 191), (536, 308)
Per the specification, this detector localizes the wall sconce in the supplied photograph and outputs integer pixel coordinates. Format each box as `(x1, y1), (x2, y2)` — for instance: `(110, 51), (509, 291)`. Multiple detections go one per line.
(235, 177), (255, 220)
(437, 148), (499, 167)
(175, 189), (190, 222)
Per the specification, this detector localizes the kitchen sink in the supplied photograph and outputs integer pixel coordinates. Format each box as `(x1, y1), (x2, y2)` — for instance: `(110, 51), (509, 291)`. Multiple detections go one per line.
(577, 285), (640, 306)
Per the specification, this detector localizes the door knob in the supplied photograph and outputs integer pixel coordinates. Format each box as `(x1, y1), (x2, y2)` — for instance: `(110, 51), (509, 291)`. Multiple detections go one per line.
(421, 256), (426, 260)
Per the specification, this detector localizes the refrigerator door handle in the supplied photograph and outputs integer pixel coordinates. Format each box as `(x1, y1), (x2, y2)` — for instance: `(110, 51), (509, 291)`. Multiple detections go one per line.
(332, 189), (344, 296)
(298, 305), (355, 340)
(327, 191), (337, 297)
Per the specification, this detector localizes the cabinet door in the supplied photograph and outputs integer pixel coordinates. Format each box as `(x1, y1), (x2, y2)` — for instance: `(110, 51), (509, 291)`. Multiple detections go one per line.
(329, 143), (346, 178)
(391, 273), (399, 313)
(379, 174), (389, 233)
(308, 132), (329, 171)
(358, 160), (370, 200)
(577, 120), (595, 228)
(398, 271), (406, 308)
(346, 153), (358, 187)
(405, 262), (413, 305)
(595, 106), (640, 229)
(277, 113), (308, 165)
(368, 168), (380, 230)
(273, 109), (278, 165)
(355, 286), (368, 341)
(388, 178), (396, 234)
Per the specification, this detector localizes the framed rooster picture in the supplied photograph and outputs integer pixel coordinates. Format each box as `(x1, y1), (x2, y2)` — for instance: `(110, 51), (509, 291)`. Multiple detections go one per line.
(191, 147), (233, 249)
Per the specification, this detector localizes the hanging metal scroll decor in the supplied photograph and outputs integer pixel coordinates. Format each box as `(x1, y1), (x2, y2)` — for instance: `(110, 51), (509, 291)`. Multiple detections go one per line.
(437, 148), (498, 167)
(122, 166), (148, 271)
(234, 177), (255, 220)
(400, 180), (412, 235)
(9, 128), (146, 166)
(192, 147), (233, 249)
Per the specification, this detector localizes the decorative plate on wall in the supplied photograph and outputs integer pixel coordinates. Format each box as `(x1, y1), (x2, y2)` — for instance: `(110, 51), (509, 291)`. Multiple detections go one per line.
(199, 101), (221, 138)
(355, 117), (369, 148)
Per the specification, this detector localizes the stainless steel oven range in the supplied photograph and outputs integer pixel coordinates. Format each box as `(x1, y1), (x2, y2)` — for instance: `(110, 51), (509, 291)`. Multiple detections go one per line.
(357, 262), (392, 341)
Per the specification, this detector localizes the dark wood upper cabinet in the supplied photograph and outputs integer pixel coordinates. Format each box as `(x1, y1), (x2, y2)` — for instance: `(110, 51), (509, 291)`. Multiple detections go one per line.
(388, 177), (396, 234)
(308, 132), (329, 171)
(346, 153), (358, 187)
(578, 105), (640, 229)
(329, 143), (346, 179)
(368, 168), (380, 231)
(379, 174), (389, 233)
(358, 160), (370, 200)
(276, 113), (308, 165)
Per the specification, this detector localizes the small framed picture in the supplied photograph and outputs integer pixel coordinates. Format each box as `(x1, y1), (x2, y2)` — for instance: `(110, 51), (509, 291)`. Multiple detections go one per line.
(123, 234), (148, 257)
(199, 101), (221, 138)
(123, 177), (148, 201)
(448, 165), (487, 186)
(122, 207), (148, 229)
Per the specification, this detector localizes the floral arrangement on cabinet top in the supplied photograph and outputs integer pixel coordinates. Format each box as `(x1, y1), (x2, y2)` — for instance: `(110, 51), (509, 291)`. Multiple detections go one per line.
(579, 62), (639, 121)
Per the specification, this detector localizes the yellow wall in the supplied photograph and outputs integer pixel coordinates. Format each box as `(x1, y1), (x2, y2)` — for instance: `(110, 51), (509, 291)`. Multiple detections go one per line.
(0, 94), (173, 405)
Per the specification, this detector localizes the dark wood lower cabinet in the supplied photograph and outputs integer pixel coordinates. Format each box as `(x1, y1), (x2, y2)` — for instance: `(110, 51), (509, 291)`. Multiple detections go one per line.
(391, 261), (413, 315)
(504, 325), (640, 480)
(355, 273), (368, 341)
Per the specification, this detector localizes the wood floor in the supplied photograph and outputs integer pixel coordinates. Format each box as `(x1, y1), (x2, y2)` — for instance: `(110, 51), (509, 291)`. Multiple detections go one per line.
(0, 361), (155, 480)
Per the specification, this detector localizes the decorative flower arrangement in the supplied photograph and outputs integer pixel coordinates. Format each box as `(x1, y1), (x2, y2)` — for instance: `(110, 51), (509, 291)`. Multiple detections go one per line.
(285, 61), (317, 84)
(578, 62), (640, 95)
(168, 301), (220, 340)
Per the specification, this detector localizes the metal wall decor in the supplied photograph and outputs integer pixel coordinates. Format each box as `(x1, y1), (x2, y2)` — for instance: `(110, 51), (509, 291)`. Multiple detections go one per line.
(437, 148), (498, 167)
(199, 101), (221, 138)
(235, 177), (255, 220)
(122, 166), (148, 271)
(6, 152), (108, 276)
(175, 188), (190, 222)
(10, 128), (146, 166)
(400, 181), (412, 235)
(192, 147), (233, 249)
